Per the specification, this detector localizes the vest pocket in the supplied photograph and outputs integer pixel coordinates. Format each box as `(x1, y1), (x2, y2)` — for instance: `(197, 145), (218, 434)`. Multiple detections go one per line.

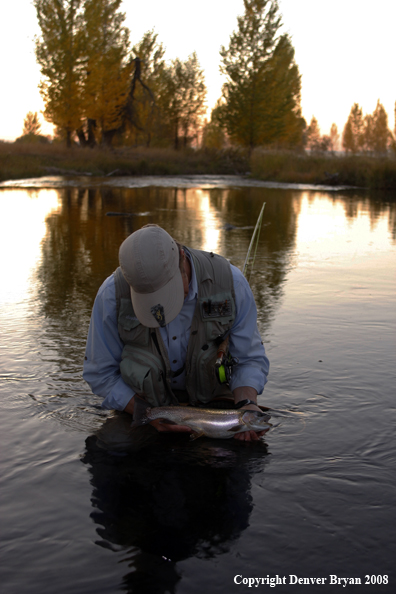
(120, 345), (170, 407)
(118, 299), (150, 346)
(195, 342), (225, 402)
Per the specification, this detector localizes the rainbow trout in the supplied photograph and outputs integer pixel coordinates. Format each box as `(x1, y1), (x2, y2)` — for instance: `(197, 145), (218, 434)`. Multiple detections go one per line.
(132, 398), (271, 440)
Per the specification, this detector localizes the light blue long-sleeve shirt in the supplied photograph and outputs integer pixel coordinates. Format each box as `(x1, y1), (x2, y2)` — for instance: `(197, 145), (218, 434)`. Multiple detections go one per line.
(83, 253), (269, 410)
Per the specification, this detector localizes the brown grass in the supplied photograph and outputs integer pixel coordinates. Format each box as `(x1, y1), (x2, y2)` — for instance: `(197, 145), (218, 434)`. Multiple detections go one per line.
(0, 141), (249, 182)
(250, 149), (396, 189)
(2, 141), (396, 189)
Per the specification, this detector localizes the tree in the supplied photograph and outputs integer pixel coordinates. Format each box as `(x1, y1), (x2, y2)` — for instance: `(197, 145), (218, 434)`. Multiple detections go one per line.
(343, 101), (391, 154)
(80, 0), (131, 146)
(126, 30), (167, 147)
(161, 53), (207, 149)
(329, 123), (339, 152)
(219, 0), (304, 150)
(342, 103), (364, 153)
(23, 112), (42, 136)
(394, 101), (396, 139)
(34, 0), (132, 147)
(34, 0), (85, 147)
(202, 101), (227, 149)
(305, 116), (321, 151)
(364, 100), (390, 154)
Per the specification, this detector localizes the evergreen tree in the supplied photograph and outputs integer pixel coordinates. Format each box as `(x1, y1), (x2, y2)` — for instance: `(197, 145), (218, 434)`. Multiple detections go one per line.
(219, 0), (304, 150)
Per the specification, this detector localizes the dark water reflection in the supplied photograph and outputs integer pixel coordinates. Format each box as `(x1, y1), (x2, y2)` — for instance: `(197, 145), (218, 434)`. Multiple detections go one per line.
(83, 425), (269, 593)
(1, 177), (395, 593)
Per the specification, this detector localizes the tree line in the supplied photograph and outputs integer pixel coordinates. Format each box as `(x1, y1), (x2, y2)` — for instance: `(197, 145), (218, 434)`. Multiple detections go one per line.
(31, 0), (395, 155)
(303, 100), (396, 155)
(341, 100), (395, 154)
(32, 0), (304, 150)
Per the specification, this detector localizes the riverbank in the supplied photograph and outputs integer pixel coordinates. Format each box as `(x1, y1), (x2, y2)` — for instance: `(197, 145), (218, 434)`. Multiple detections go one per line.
(2, 141), (396, 189)
(0, 142), (249, 182)
(251, 149), (396, 189)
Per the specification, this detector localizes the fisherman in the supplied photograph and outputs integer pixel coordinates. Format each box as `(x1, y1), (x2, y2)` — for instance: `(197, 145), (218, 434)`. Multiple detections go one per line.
(83, 224), (270, 442)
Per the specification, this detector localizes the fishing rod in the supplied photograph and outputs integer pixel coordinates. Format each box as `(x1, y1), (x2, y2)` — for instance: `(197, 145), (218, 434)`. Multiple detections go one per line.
(215, 201), (266, 384)
(242, 201), (266, 281)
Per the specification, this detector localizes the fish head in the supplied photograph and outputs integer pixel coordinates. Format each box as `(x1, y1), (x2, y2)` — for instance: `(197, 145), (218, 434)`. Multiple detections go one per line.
(241, 410), (271, 431)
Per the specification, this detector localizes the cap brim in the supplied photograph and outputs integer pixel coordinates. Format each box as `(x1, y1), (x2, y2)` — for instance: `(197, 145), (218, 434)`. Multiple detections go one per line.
(130, 268), (184, 328)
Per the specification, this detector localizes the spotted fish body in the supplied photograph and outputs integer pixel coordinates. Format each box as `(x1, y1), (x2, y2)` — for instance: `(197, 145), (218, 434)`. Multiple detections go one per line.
(132, 399), (271, 440)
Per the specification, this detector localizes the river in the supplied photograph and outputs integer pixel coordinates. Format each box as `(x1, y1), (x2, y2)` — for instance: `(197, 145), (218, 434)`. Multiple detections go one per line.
(0, 175), (395, 593)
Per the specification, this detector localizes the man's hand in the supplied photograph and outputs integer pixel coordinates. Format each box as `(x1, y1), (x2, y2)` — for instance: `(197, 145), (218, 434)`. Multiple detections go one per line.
(233, 403), (269, 441)
(232, 387), (268, 442)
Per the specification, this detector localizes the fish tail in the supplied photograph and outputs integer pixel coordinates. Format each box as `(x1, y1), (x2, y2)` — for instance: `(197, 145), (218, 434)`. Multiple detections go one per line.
(131, 396), (151, 428)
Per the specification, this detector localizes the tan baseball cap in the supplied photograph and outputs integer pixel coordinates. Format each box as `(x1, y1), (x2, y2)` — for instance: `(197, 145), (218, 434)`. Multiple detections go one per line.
(119, 225), (184, 328)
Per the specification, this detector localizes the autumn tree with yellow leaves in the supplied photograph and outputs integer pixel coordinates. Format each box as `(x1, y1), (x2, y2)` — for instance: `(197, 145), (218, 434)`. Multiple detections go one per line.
(34, 0), (131, 146)
(34, 0), (85, 147)
(34, 1), (207, 149)
(80, 0), (131, 146)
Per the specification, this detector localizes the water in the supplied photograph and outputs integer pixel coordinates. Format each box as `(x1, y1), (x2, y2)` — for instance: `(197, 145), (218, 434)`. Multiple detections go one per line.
(0, 176), (395, 593)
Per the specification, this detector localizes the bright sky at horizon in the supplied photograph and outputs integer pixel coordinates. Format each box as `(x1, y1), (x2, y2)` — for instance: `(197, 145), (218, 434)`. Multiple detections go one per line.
(0, 0), (395, 142)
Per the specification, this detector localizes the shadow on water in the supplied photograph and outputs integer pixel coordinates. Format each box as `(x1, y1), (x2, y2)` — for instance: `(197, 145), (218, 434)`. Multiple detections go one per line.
(82, 415), (270, 594)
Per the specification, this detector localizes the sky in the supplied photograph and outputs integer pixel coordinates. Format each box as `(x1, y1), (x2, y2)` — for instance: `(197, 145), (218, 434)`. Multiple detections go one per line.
(0, 0), (395, 142)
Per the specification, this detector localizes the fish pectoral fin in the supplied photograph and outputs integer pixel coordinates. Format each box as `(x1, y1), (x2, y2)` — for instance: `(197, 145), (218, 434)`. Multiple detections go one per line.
(228, 424), (246, 433)
(189, 430), (204, 441)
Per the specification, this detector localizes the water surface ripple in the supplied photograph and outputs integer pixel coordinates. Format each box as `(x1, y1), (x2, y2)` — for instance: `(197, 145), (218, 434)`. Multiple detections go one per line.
(1, 178), (395, 593)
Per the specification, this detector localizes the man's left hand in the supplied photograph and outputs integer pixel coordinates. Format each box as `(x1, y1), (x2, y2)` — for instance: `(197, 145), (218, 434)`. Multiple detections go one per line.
(233, 402), (269, 441)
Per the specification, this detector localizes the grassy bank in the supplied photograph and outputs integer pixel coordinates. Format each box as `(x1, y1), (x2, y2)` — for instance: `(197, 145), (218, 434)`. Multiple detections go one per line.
(2, 141), (396, 189)
(251, 149), (396, 189)
(0, 141), (249, 182)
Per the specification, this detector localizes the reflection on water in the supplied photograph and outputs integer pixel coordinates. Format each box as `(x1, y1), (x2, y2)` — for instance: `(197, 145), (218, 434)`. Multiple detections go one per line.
(0, 189), (61, 305)
(0, 179), (395, 593)
(83, 422), (269, 593)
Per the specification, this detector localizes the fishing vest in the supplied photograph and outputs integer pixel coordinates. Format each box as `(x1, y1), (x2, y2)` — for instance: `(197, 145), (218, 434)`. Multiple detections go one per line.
(114, 247), (236, 407)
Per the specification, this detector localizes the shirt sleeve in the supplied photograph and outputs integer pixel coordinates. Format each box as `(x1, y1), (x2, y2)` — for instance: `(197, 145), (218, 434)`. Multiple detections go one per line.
(83, 275), (135, 411)
(228, 265), (270, 395)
